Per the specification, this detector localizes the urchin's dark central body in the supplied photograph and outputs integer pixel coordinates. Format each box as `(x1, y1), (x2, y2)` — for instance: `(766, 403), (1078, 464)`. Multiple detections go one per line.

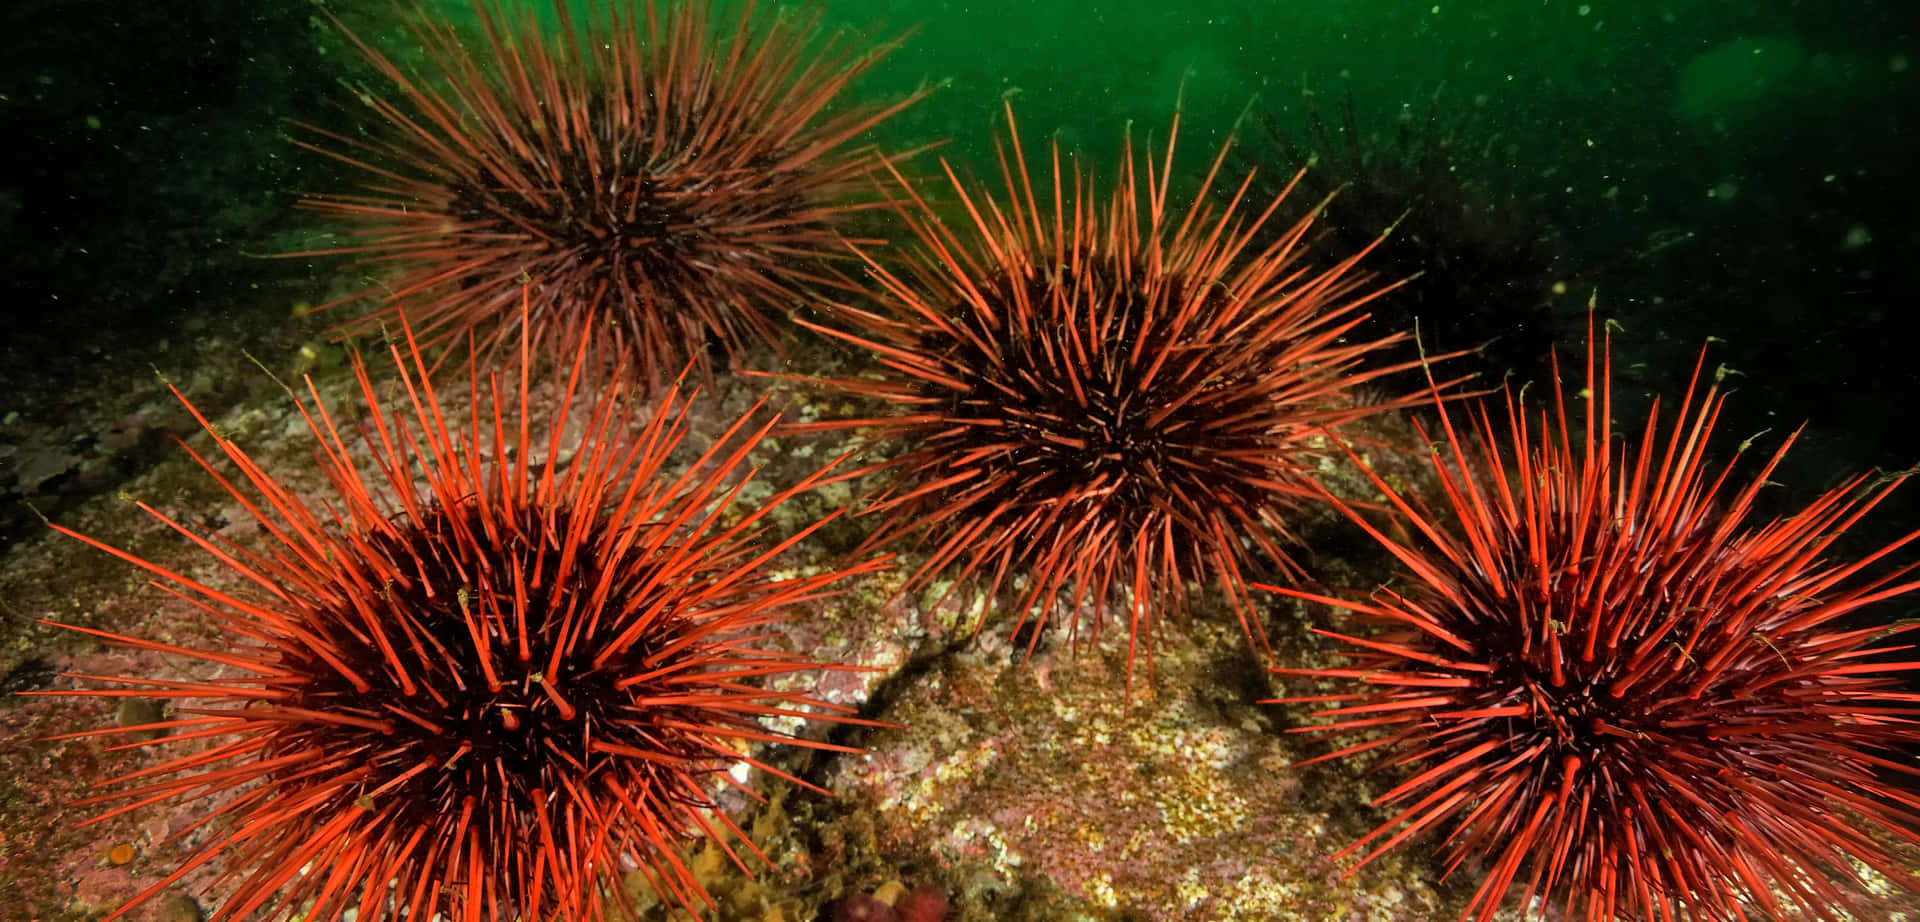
(282, 500), (711, 827)
(924, 262), (1281, 558)
(295, 0), (922, 392)
(1468, 617), (1707, 775)
(1449, 535), (1809, 790)
(447, 136), (806, 326)
(49, 303), (874, 922)
(801, 96), (1430, 677)
(1287, 377), (1920, 922)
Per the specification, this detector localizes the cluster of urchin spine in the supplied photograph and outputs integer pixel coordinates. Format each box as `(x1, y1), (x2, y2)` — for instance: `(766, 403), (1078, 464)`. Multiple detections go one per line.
(35, 2), (1920, 922)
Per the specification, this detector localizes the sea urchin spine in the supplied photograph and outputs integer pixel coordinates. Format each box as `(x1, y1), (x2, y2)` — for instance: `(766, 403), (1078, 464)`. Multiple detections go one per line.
(291, 0), (924, 390)
(35, 306), (884, 922)
(793, 99), (1450, 685)
(1264, 318), (1920, 921)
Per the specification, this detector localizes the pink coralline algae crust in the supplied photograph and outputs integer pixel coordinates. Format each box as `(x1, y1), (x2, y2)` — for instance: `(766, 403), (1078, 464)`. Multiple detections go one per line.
(824, 612), (1454, 922)
(893, 885), (949, 922)
(0, 370), (360, 921)
(835, 892), (898, 922)
(5, 609), (252, 921)
(834, 884), (949, 922)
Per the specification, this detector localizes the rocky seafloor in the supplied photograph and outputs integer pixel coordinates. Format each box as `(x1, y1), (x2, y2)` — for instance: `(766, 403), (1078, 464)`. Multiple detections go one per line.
(1, 299), (1914, 922)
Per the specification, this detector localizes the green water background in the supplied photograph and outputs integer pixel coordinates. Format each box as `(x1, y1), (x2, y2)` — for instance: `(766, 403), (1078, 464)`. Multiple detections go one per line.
(1, 0), (1915, 540)
(415, 0), (1917, 451)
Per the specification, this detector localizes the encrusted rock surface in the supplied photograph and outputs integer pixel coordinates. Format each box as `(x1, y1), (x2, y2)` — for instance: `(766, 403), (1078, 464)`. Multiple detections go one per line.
(819, 607), (1458, 922)
(6, 329), (1913, 922)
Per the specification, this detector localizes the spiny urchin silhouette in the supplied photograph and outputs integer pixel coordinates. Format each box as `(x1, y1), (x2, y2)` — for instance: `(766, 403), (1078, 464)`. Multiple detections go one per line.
(1265, 318), (1920, 921)
(36, 310), (884, 922)
(793, 99), (1453, 686)
(292, 0), (924, 389)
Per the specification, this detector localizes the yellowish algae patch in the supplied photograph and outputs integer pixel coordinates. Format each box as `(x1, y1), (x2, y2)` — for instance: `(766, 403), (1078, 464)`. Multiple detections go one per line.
(828, 613), (1457, 921)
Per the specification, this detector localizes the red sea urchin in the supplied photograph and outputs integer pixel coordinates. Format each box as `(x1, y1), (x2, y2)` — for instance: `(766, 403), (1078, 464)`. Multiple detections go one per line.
(792, 100), (1447, 684)
(1265, 320), (1920, 921)
(33, 312), (884, 922)
(291, 0), (923, 389)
